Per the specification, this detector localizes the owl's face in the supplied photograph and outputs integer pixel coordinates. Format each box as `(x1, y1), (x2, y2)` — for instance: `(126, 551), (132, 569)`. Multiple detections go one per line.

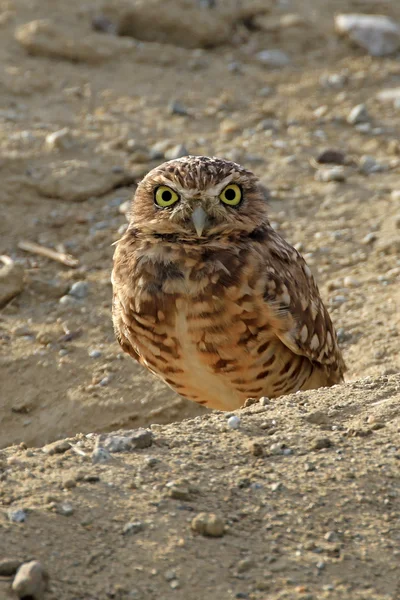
(128, 156), (269, 241)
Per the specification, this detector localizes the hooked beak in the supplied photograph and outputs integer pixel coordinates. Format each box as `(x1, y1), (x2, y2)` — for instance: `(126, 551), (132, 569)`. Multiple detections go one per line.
(191, 206), (207, 237)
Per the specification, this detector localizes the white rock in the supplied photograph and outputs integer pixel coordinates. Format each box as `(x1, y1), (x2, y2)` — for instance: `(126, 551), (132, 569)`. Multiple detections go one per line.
(315, 167), (346, 183)
(343, 276), (360, 288)
(377, 87), (400, 104)
(335, 14), (400, 57)
(391, 190), (400, 201)
(359, 155), (383, 174)
(227, 415), (241, 430)
(347, 103), (368, 125)
(45, 128), (73, 150)
(256, 49), (291, 68)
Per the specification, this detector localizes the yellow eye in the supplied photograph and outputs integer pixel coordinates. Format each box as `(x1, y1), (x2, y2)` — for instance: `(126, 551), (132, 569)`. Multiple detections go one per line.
(219, 184), (242, 206)
(154, 186), (180, 208)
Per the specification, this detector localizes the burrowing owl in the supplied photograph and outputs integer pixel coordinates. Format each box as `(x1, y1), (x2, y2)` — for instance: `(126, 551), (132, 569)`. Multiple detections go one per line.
(112, 156), (346, 410)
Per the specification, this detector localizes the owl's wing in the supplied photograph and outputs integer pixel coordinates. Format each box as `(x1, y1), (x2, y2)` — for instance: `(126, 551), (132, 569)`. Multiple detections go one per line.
(260, 229), (346, 379)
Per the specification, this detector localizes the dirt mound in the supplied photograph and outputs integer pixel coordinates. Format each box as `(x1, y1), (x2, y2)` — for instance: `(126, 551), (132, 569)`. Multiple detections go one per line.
(1, 376), (400, 599)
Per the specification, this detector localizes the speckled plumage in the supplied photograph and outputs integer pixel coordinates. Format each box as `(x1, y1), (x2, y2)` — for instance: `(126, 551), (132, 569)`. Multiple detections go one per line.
(112, 156), (346, 410)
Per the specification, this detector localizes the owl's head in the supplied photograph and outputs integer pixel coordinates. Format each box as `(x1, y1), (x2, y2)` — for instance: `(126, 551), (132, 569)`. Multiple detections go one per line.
(128, 156), (270, 241)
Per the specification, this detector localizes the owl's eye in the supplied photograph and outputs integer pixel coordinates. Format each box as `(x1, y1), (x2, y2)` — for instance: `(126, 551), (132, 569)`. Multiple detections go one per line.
(154, 186), (180, 208)
(219, 184), (242, 206)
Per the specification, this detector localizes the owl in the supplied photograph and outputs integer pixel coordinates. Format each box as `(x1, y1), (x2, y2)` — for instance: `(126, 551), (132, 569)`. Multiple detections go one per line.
(112, 156), (346, 411)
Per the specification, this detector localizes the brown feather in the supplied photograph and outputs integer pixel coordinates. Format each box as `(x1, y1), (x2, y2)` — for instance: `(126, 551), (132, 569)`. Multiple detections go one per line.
(112, 156), (346, 410)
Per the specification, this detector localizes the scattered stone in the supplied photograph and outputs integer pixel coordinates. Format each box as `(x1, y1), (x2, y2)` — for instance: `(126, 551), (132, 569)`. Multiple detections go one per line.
(324, 531), (338, 542)
(271, 482), (283, 492)
(305, 411), (330, 425)
(391, 190), (400, 201)
(227, 415), (241, 430)
(315, 167), (346, 182)
(377, 87), (400, 105)
(164, 144), (189, 160)
(259, 397), (270, 406)
(15, 19), (135, 63)
(91, 14), (118, 34)
(68, 281), (89, 299)
(0, 256), (24, 307)
(304, 462), (316, 472)
(29, 277), (68, 298)
(168, 100), (189, 116)
(8, 509), (27, 523)
(61, 478), (76, 490)
(191, 513), (224, 537)
(242, 397), (259, 408)
(12, 561), (48, 599)
(0, 558), (24, 577)
(359, 155), (383, 174)
(316, 149), (346, 165)
(89, 349), (102, 359)
(335, 14), (400, 57)
(362, 232), (377, 245)
(343, 276), (360, 288)
(45, 128), (73, 151)
(164, 569), (177, 581)
(168, 485), (191, 501)
(219, 119), (240, 134)
(247, 440), (264, 457)
(30, 159), (131, 202)
(42, 440), (71, 455)
(92, 447), (112, 464)
(312, 437), (333, 450)
(122, 521), (143, 535)
(320, 72), (348, 88)
(256, 49), (291, 68)
(347, 103), (368, 125)
(236, 558), (254, 573)
(97, 429), (153, 452)
(56, 502), (74, 516)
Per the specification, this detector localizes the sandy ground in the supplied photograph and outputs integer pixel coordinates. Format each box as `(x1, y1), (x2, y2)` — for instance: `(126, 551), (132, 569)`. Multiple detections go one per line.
(0, 0), (399, 598)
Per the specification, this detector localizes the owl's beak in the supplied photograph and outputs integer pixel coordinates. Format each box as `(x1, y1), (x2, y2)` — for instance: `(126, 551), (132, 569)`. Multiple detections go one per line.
(191, 206), (207, 237)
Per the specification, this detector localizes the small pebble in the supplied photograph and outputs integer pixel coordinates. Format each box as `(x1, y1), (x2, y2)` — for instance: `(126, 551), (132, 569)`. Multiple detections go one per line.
(236, 558), (254, 573)
(316, 149), (345, 165)
(59, 295), (77, 306)
(12, 561), (48, 600)
(45, 128), (73, 150)
(69, 281), (89, 299)
(359, 155), (383, 174)
(312, 437), (332, 450)
(56, 502), (74, 516)
(391, 190), (400, 201)
(271, 482), (283, 492)
(97, 428), (153, 452)
(191, 513), (225, 537)
(347, 103), (368, 125)
(122, 521), (143, 535)
(89, 349), (102, 359)
(343, 275), (360, 287)
(256, 49), (291, 68)
(8, 509), (27, 523)
(42, 440), (71, 455)
(247, 441), (264, 457)
(362, 232), (377, 245)
(227, 416), (241, 430)
(168, 100), (188, 116)
(92, 447), (111, 464)
(315, 167), (346, 182)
